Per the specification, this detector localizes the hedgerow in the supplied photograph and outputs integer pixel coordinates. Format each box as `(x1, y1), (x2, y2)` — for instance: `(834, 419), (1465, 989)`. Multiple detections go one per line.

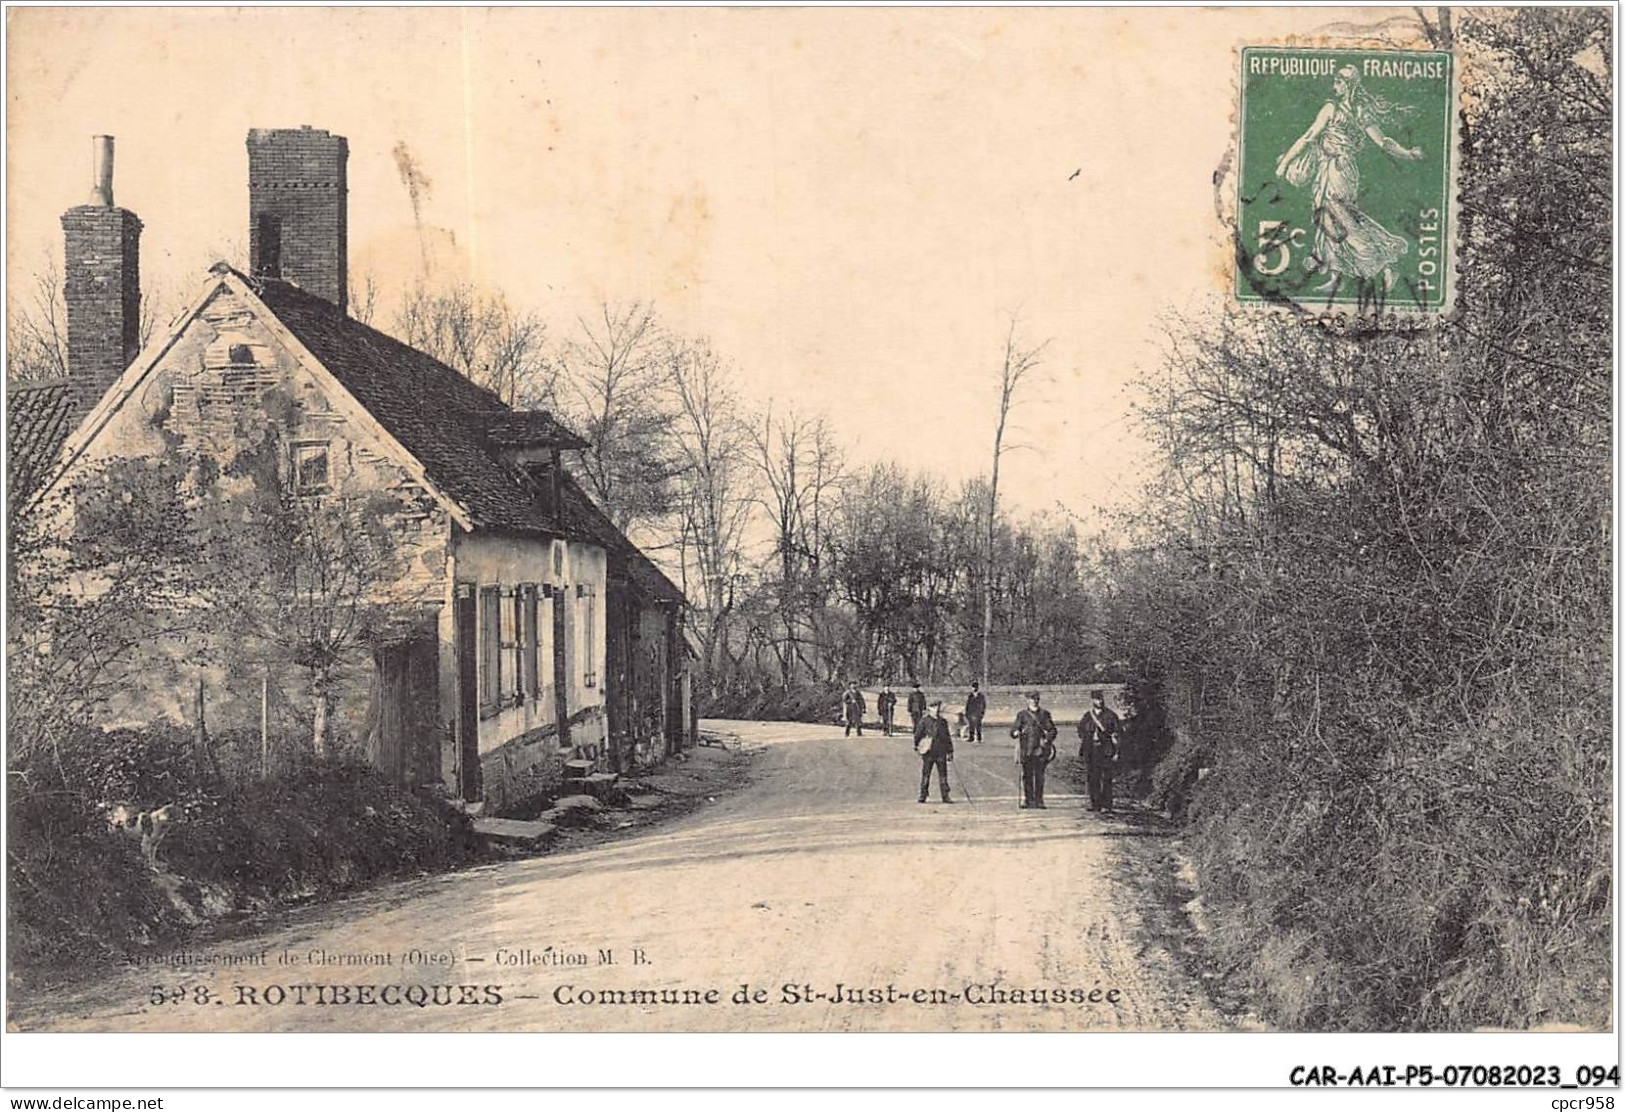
(1100, 9), (1611, 1030)
(7, 725), (479, 986)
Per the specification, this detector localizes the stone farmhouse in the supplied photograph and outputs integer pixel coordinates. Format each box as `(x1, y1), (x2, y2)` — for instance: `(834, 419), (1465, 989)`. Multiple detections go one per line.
(10, 128), (692, 811)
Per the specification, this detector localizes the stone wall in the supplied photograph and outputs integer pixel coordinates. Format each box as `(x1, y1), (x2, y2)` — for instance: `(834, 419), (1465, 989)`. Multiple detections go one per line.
(477, 725), (565, 814)
(68, 280), (451, 765)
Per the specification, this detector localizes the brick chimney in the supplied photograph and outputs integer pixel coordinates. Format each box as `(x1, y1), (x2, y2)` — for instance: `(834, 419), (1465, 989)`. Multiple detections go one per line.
(247, 126), (348, 312)
(61, 135), (142, 422)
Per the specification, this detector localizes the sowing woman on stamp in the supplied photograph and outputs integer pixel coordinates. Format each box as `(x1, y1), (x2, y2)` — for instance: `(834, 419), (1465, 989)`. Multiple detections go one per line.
(1275, 64), (1424, 295)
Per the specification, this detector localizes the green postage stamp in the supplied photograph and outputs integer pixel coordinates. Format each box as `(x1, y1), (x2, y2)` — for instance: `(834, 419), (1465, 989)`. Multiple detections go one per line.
(1236, 46), (1456, 314)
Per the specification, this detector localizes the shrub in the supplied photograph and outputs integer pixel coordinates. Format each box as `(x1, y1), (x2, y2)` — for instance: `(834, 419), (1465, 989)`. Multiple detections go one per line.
(7, 724), (480, 986)
(6, 780), (194, 973)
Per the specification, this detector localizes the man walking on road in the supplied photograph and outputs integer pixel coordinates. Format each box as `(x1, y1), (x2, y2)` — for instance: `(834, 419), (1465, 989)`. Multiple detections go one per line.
(906, 682), (927, 736)
(877, 683), (898, 736)
(964, 681), (987, 744)
(842, 681), (867, 737)
(1077, 689), (1123, 812)
(915, 698), (955, 804)
(1011, 691), (1058, 809)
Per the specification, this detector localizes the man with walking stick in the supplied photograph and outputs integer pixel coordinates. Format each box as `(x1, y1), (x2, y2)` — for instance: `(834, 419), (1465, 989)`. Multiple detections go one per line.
(1011, 691), (1057, 809)
(915, 698), (955, 804)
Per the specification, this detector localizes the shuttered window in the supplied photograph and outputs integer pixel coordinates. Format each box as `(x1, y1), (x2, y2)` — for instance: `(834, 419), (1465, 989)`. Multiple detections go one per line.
(541, 586), (554, 702)
(580, 584), (598, 689)
(521, 584), (540, 702)
(479, 586), (501, 713)
(501, 587), (521, 706)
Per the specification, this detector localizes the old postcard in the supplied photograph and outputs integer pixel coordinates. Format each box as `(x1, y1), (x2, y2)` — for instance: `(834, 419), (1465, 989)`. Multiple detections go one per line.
(3, 3), (1614, 1088)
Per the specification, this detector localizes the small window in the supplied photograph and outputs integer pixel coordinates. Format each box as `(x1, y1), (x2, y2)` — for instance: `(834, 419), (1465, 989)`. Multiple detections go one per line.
(292, 442), (330, 495)
(228, 343), (256, 365)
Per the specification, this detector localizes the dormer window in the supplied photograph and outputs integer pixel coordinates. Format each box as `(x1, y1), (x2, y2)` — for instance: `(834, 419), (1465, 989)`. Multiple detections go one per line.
(292, 441), (330, 495)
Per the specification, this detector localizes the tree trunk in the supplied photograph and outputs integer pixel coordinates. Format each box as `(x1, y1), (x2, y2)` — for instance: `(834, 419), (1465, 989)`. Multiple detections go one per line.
(975, 429), (1001, 682)
(260, 674), (270, 777)
(311, 681), (332, 758)
(193, 677), (219, 782)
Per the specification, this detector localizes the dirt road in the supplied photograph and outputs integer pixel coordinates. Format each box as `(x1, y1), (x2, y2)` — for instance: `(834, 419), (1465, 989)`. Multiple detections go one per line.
(10, 721), (1230, 1032)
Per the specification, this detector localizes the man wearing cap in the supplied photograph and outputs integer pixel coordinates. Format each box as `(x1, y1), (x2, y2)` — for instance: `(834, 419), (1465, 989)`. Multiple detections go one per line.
(914, 698), (955, 804)
(964, 681), (987, 744)
(842, 681), (867, 738)
(876, 683), (898, 737)
(1010, 691), (1058, 809)
(906, 682), (927, 736)
(1077, 689), (1123, 812)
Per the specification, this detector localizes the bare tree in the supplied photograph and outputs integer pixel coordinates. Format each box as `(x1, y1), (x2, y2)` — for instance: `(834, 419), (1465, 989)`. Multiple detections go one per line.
(664, 336), (755, 691)
(225, 485), (406, 758)
(7, 454), (224, 771)
(554, 301), (682, 533)
(749, 404), (845, 684)
(7, 253), (179, 386)
(393, 280), (553, 408)
(7, 256), (70, 384)
(349, 267), (381, 327)
(1093, 7), (1613, 1032)
(980, 317), (1049, 683)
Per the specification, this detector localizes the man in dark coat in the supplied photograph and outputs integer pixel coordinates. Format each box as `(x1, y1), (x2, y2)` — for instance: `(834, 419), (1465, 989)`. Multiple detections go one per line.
(842, 681), (867, 737)
(964, 681), (987, 744)
(1077, 689), (1123, 811)
(1010, 690), (1057, 809)
(906, 682), (927, 735)
(876, 683), (898, 736)
(915, 698), (955, 803)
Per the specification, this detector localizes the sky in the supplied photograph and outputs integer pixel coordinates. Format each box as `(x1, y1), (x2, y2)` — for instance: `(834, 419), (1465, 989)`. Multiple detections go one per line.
(6, 5), (1433, 524)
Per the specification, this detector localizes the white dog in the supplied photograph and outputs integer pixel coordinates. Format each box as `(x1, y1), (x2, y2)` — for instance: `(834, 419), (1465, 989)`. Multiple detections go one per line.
(102, 801), (181, 868)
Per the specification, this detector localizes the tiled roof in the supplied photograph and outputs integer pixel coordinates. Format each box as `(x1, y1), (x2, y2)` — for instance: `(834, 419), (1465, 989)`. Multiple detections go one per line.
(249, 272), (568, 535)
(560, 475), (685, 604)
(6, 379), (75, 511)
(624, 545), (685, 605)
(245, 271), (685, 607)
(482, 410), (589, 450)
